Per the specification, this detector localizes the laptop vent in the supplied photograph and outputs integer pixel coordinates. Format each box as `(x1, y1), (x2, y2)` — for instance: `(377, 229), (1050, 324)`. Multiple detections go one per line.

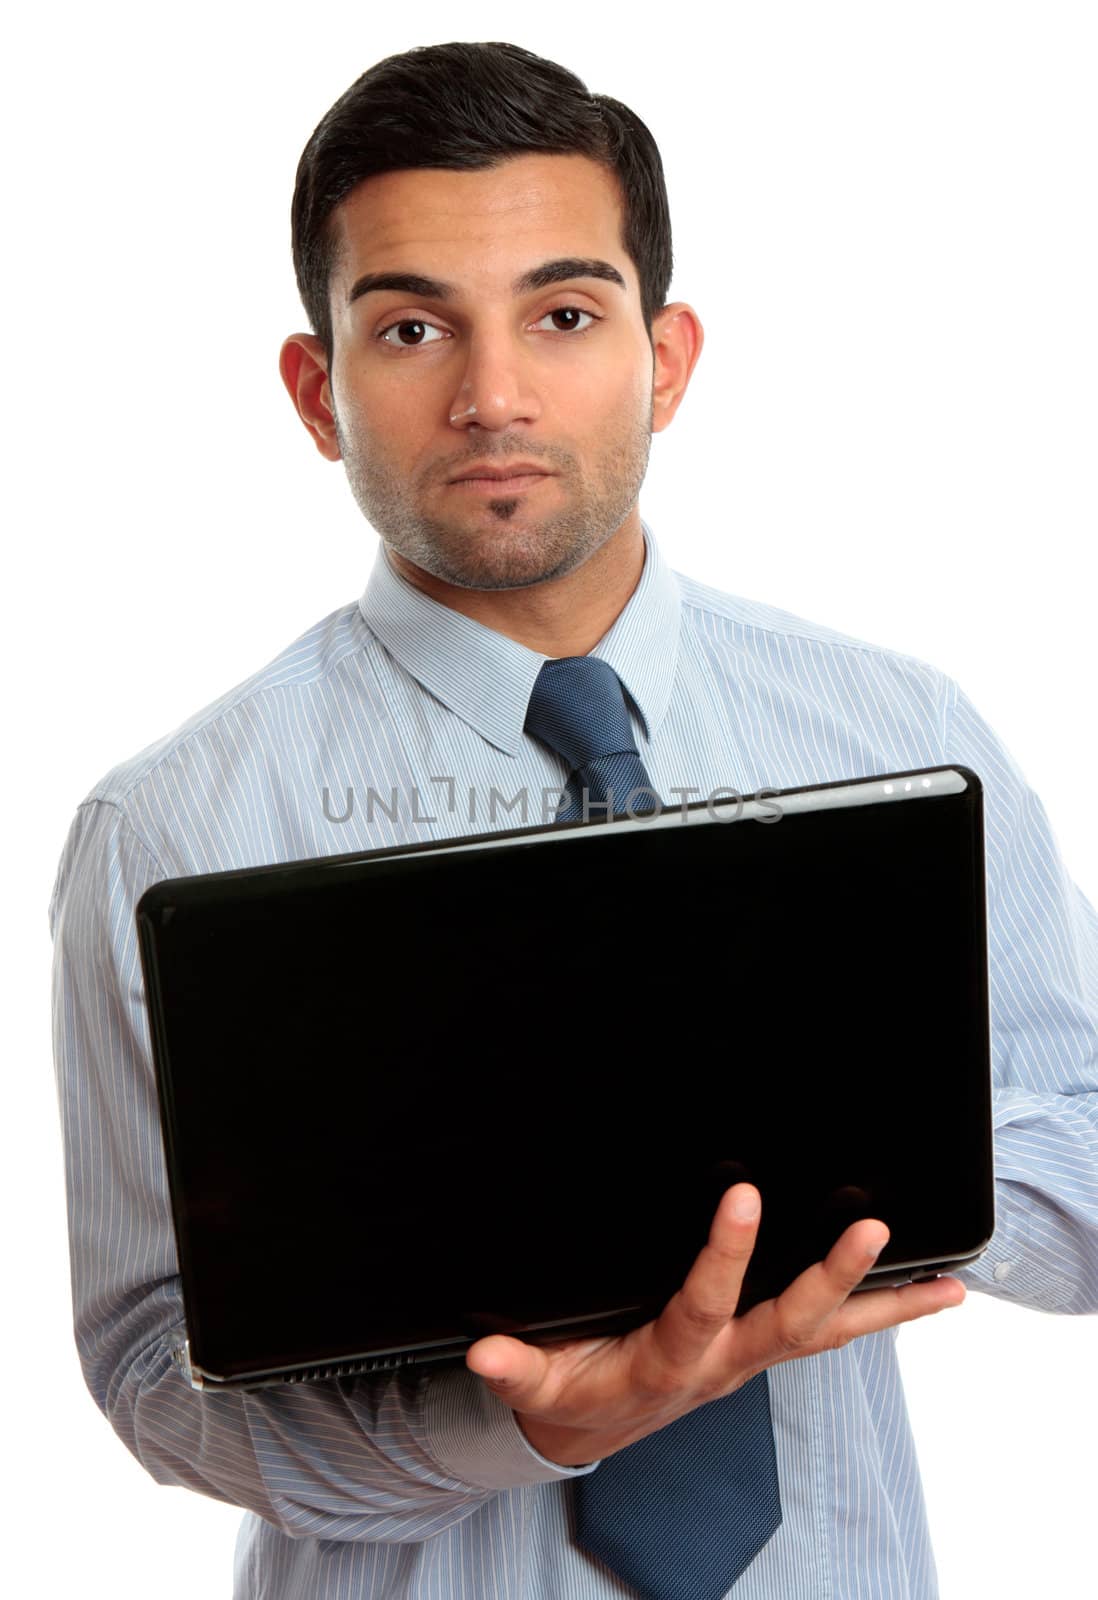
(282, 1352), (411, 1383)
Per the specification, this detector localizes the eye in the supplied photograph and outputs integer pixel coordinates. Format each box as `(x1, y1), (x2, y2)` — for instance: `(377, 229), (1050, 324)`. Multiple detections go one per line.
(534, 306), (601, 335)
(376, 319), (446, 349)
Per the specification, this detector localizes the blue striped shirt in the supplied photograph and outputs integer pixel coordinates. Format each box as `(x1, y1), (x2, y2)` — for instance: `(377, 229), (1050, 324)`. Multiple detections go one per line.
(49, 519), (1098, 1599)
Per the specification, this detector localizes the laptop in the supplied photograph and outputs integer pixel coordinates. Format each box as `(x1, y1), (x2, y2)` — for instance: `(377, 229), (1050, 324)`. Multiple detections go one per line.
(135, 764), (994, 1392)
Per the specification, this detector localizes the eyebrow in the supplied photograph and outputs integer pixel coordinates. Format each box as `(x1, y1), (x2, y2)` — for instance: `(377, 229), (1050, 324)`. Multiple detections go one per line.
(347, 256), (627, 308)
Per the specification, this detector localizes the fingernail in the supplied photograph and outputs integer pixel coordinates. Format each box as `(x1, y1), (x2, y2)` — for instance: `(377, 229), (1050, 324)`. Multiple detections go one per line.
(731, 1188), (760, 1221)
(865, 1234), (888, 1259)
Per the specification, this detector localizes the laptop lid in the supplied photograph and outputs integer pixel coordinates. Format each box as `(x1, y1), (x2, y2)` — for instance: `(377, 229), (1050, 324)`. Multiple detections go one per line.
(136, 764), (993, 1391)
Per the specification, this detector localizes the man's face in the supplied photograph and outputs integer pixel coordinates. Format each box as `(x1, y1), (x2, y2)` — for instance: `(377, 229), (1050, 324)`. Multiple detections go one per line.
(320, 153), (660, 591)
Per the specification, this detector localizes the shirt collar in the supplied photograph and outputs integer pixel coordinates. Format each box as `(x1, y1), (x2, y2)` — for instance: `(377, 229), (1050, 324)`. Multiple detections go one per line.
(357, 518), (682, 758)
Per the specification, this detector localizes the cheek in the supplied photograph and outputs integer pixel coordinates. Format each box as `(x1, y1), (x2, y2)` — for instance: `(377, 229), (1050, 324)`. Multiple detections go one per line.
(567, 353), (647, 424)
(612, 337), (655, 414)
(606, 365), (652, 431)
(334, 373), (417, 444)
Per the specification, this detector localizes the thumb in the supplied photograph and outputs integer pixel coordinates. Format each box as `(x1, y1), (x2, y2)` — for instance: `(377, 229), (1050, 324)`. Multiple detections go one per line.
(466, 1334), (545, 1404)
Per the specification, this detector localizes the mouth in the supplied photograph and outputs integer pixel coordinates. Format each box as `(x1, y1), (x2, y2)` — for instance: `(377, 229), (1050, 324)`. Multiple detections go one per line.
(449, 471), (554, 493)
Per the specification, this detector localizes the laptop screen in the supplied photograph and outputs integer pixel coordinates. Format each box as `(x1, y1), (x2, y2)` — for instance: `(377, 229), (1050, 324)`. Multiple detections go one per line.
(137, 767), (992, 1386)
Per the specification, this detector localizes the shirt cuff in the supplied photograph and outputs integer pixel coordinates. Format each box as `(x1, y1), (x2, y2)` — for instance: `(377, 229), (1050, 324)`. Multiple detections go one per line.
(950, 1088), (1080, 1312)
(422, 1364), (602, 1490)
(951, 1169), (1075, 1311)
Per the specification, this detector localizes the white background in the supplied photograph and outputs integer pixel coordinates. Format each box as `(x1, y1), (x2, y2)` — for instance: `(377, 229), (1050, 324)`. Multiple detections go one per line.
(7, 3), (1096, 1596)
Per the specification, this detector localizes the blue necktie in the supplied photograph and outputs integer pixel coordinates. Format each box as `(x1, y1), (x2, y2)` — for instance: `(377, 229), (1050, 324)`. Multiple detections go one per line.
(523, 655), (784, 1600)
(524, 655), (660, 822)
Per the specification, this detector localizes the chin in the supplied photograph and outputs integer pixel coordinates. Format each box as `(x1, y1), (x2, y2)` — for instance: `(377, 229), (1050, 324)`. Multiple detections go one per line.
(436, 536), (584, 591)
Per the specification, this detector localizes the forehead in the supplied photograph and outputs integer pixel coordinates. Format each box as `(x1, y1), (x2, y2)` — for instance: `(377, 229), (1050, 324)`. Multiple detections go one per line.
(328, 153), (633, 297)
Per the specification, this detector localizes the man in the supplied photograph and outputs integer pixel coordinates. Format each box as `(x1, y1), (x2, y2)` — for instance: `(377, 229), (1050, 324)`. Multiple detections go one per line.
(49, 39), (1098, 1600)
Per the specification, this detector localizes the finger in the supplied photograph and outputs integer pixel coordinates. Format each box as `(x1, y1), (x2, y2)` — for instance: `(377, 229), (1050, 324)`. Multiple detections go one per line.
(717, 1215), (889, 1372)
(652, 1183), (760, 1370)
(746, 1233), (965, 1369)
(766, 1217), (894, 1341)
(465, 1333), (551, 1407)
(779, 1274), (968, 1363)
(830, 1274), (967, 1339)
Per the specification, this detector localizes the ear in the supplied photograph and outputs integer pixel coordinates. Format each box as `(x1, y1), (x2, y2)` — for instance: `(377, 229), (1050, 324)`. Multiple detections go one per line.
(649, 303), (705, 434)
(279, 333), (341, 461)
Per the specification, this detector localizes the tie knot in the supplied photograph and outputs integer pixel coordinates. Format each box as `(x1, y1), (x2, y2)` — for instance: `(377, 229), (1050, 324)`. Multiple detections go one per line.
(524, 656), (640, 769)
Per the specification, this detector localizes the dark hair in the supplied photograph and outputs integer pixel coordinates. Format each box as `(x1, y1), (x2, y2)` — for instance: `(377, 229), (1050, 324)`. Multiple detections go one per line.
(290, 41), (674, 369)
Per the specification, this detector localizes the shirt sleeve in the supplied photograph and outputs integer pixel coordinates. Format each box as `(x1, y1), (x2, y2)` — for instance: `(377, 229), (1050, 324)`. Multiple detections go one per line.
(940, 680), (1098, 1314)
(48, 798), (595, 1543)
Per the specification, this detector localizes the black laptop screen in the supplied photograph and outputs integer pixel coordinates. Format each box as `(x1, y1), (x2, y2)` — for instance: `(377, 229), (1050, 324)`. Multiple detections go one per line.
(137, 769), (992, 1383)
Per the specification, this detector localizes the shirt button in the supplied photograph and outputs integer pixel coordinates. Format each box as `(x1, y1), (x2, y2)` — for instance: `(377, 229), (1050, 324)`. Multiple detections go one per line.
(993, 1261), (1014, 1282)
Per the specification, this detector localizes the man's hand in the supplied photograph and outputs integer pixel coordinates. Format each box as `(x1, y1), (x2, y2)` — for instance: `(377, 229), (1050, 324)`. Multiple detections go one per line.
(465, 1182), (965, 1467)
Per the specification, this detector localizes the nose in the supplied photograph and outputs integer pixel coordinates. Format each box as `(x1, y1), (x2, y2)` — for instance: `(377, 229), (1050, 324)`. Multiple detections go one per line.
(448, 327), (542, 432)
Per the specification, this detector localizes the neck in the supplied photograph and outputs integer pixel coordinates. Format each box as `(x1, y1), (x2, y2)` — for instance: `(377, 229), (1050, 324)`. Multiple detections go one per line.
(385, 516), (646, 659)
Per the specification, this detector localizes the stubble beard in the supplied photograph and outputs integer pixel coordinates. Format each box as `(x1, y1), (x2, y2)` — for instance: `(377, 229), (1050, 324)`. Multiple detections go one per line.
(331, 388), (655, 592)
